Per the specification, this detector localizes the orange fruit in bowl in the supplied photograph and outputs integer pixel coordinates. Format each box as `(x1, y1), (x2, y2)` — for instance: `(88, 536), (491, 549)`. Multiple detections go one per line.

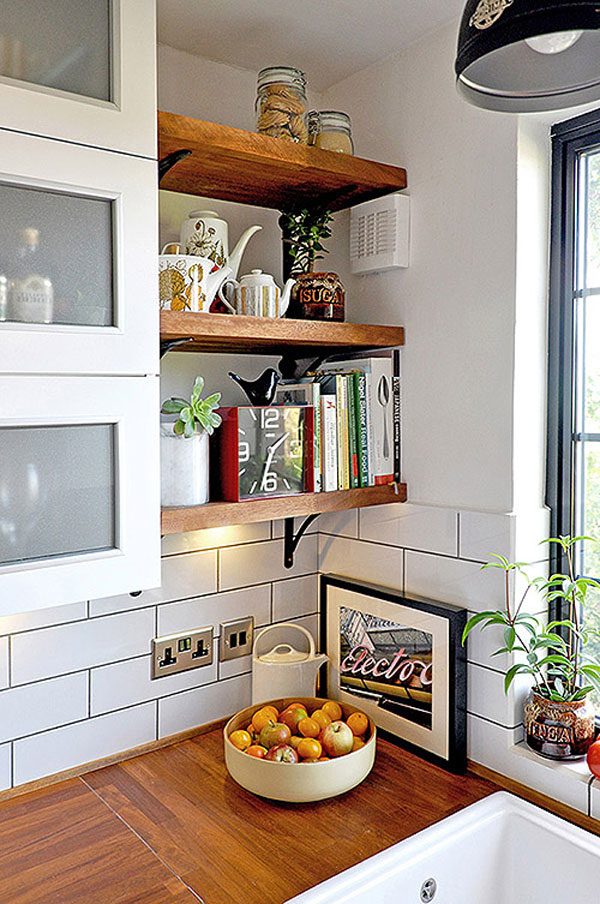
(347, 712), (369, 737)
(289, 736), (303, 750)
(246, 745), (268, 758)
(352, 737), (365, 752)
(252, 707), (278, 733)
(312, 710), (332, 730)
(298, 717), (320, 738)
(301, 757), (321, 764)
(230, 729), (252, 751)
(297, 738), (322, 759)
(322, 700), (342, 721)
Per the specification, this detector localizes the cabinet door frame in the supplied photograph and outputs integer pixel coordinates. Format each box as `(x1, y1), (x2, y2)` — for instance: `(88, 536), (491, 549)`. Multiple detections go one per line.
(0, 375), (160, 615)
(0, 128), (158, 376)
(0, 0), (156, 158)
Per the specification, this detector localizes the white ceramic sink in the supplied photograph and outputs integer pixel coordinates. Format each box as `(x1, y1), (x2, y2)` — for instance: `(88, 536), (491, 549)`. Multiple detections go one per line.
(287, 792), (600, 903)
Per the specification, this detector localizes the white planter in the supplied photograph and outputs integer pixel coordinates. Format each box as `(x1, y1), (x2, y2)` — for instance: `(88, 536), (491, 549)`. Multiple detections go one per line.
(160, 424), (209, 506)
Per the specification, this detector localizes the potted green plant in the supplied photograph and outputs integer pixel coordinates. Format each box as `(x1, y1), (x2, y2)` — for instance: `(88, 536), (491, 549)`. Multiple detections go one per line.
(279, 207), (344, 321)
(160, 376), (221, 506)
(463, 535), (600, 760)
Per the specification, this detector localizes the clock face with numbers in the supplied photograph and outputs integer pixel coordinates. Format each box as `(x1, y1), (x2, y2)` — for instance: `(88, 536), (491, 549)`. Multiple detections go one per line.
(237, 406), (309, 499)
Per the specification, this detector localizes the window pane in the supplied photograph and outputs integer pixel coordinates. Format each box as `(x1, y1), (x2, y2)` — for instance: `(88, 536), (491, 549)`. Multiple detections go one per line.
(0, 424), (115, 565)
(580, 299), (600, 432)
(0, 183), (113, 327)
(0, 0), (112, 101)
(576, 442), (600, 576)
(580, 150), (600, 290)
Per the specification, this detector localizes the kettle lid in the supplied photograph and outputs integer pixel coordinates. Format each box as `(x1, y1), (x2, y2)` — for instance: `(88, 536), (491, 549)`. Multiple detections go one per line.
(259, 643), (309, 664)
(188, 209), (221, 219)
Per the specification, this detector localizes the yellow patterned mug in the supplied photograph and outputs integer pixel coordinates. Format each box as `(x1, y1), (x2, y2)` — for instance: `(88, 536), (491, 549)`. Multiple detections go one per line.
(159, 245), (231, 313)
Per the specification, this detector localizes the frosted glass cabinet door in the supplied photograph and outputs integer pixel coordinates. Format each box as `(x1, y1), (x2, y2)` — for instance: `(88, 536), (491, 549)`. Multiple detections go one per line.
(0, 0), (156, 157)
(0, 376), (160, 615)
(0, 129), (158, 376)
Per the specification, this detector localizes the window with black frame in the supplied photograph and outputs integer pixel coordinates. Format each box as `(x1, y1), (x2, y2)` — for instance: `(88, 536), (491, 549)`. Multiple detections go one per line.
(548, 109), (600, 675)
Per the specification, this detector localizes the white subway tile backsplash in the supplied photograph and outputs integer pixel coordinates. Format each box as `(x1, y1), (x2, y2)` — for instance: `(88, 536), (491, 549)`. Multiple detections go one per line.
(0, 601), (87, 637)
(360, 504), (458, 555)
(0, 638), (8, 690)
(316, 510), (359, 538)
(11, 608), (155, 685)
(272, 575), (319, 622)
(13, 703), (156, 785)
(405, 550), (505, 612)
(91, 651), (217, 715)
(157, 585), (271, 637)
(459, 511), (515, 561)
(158, 674), (251, 738)
(219, 653), (252, 680)
(90, 550), (217, 616)
(465, 610), (510, 672)
(161, 522), (271, 556)
(467, 663), (527, 728)
(0, 744), (10, 791)
(0, 673), (87, 743)
(319, 535), (403, 590)
(219, 537), (318, 591)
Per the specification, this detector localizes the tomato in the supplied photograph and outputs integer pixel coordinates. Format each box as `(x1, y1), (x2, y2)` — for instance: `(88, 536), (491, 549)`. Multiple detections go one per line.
(245, 745), (268, 758)
(586, 738), (600, 778)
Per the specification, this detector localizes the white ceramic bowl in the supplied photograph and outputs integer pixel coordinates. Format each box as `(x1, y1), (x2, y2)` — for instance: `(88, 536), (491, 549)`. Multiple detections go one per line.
(223, 696), (376, 803)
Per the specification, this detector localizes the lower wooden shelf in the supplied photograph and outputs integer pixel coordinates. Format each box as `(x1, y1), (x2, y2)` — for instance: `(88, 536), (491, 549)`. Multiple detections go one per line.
(161, 483), (407, 534)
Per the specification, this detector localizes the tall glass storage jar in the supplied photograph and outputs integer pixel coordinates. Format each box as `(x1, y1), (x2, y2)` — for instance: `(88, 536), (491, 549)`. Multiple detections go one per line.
(256, 67), (308, 144)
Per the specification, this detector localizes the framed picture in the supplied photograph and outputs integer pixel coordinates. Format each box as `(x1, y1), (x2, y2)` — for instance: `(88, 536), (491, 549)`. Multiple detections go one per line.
(321, 574), (467, 772)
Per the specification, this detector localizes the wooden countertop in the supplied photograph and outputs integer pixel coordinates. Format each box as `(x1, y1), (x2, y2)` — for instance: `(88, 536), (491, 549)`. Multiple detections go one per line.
(0, 729), (495, 903)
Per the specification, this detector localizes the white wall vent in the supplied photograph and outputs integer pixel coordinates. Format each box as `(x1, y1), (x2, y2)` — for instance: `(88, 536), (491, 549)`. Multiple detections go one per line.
(350, 192), (410, 274)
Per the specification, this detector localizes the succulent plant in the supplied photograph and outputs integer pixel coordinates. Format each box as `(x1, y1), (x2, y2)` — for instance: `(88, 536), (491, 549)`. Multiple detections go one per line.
(161, 376), (222, 437)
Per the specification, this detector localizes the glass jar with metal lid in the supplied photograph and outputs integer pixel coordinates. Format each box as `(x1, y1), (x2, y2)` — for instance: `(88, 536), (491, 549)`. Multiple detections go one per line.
(312, 110), (354, 155)
(255, 66), (308, 144)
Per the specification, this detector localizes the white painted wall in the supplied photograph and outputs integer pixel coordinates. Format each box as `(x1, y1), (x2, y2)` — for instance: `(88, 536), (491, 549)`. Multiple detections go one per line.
(323, 24), (520, 513)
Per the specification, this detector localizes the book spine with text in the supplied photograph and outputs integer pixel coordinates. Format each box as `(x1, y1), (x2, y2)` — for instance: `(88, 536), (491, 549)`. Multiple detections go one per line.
(320, 395), (338, 492)
(355, 372), (370, 487)
(392, 349), (401, 484)
(347, 373), (359, 489)
(336, 375), (349, 490)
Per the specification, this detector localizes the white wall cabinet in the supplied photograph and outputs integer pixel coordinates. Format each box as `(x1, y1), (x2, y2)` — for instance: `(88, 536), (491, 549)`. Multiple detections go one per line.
(0, 376), (160, 614)
(0, 128), (158, 377)
(0, 0), (156, 158)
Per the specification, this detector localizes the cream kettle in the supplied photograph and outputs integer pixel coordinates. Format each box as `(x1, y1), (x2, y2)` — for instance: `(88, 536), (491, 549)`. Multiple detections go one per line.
(252, 624), (328, 703)
(222, 269), (295, 318)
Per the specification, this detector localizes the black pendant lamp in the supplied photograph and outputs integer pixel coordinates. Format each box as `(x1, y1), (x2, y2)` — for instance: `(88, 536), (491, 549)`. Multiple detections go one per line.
(455, 0), (600, 111)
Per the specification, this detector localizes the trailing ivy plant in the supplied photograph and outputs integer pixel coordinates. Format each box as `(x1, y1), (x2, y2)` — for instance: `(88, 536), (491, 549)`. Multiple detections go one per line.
(462, 535), (600, 702)
(279, 207), (333, 275)
(161, 376), (222, 437)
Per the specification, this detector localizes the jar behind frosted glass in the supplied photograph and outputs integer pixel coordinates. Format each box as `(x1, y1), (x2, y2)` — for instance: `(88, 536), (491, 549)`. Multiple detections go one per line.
(256, 66), (308, 144)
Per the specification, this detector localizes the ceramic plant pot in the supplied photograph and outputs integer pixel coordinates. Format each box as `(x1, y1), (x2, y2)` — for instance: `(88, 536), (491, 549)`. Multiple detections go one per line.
(524, 689), (596, 760)
(160, 424), (209, 506)
(292, 271), (345, 321)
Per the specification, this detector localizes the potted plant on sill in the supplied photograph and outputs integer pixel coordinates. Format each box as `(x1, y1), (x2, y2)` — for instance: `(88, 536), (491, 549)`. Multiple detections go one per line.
(279, 207), (345, 321)
(160, 376), (222, 506)
(463, 535), (600, 761)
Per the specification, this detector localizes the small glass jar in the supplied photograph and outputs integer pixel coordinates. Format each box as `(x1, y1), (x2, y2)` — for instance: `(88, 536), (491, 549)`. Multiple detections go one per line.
(255, 67), (308, 144)
(314, 111), (354, 155)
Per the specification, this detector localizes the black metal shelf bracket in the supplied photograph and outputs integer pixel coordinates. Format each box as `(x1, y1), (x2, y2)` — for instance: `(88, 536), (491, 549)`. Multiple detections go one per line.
(284, 514), (320, 569)
(160, 337), (195, 358)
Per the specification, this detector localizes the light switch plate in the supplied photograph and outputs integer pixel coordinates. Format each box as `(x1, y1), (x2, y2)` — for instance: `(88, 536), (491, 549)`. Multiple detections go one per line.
(220, 617), (254, 662)
(152, 627), (213, 678)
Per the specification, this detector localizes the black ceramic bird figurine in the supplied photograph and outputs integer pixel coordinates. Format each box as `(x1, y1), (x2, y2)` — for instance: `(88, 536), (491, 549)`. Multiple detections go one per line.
(228, 368), (281, 406)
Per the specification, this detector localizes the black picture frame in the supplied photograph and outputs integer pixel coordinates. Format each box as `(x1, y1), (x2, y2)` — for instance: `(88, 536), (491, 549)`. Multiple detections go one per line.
(321, 574), (467, 773)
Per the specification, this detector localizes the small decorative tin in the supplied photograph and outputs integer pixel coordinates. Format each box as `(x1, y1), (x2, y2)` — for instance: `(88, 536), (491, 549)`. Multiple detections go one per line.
(293, 271), (345, 321)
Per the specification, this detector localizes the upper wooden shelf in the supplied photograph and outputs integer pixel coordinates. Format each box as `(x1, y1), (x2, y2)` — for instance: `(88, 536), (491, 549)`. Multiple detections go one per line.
(158, 111), (407, 211)
(160, 311), (404, 357)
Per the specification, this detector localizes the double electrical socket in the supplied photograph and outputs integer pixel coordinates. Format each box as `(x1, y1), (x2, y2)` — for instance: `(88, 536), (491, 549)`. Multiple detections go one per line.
(152, 616), (254, 679)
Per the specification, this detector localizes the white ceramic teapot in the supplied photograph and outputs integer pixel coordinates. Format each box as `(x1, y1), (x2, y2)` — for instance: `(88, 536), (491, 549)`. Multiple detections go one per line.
(180, 210), (262, 279)
(251, 623), (328, 703)
(222, 269), (295, 318)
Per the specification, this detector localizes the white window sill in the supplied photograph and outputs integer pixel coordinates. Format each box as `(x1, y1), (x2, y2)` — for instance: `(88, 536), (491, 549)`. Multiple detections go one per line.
(512, 740), (592, 787)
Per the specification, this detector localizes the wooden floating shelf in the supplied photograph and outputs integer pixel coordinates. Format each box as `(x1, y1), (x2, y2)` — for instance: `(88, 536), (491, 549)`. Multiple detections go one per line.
(161, 484), (407, 535)
(158, 111), (407, 211)
(160, 311), (404, 357)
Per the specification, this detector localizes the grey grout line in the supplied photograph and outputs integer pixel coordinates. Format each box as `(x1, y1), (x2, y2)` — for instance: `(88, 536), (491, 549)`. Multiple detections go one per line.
(9, 741), (13, 789)
(456, 513), (461, 558)
(80, 776), (206, 903)
(7, 636), (11, 688)
(469, 711), (523, 732)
